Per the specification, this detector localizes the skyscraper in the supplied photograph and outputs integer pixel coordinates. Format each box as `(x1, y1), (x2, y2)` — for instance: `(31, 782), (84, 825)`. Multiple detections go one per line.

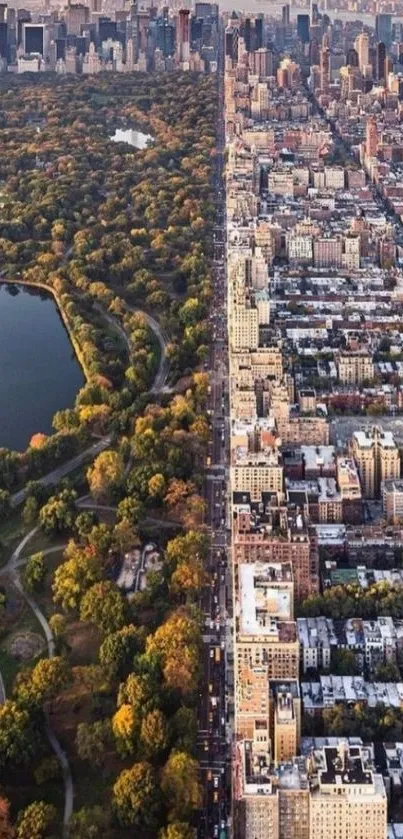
(376, 13), (392, 47)
(177, 8), (190, 63)
(376, 41), (386, 82)
(297, 14), (310, 44)
(354, 32), (369, 72)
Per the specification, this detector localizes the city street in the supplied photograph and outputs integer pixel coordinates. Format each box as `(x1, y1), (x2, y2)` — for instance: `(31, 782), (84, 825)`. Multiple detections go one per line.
(197, 28), (231, 839)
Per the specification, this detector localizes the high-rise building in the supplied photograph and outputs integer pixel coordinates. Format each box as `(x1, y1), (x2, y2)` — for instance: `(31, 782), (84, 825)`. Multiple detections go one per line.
(297, 14), (310, 44)
(346, 46), (358, 66)
(269, 680), (301, 764)
(319, 44), (330, 91)
(376, 13), (392, 47)
(66, 3), (89, 37)
(23, 23), (49, 57)
(177, 8), (190, 63)
(354, 32), (369, 72)
(351, 426), (400, 498)
(375, 41), (386, 82)
(282, 4), (290, 25)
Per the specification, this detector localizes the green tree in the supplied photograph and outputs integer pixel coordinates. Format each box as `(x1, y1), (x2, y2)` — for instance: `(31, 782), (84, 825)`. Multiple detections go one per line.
(99, 625), (141, 679)
(0, 491), (10, 523)
(34, 756), (61, 786)
(22, 496), (39, 526)
(16, 802), (56, 839)
(331, 648), (359, 676)
(23, 552), (46, 593)
(112, 762), (159, 829)
(76, 720), (113, 767)
(161, 751), (202, 821)
(39, 489), (77, 535)
(0, 701), (39, 768)
(80, 581), (127, 636)
(170, 706), (198, 755)
(69, 806), (111, 839)
(112, 704), (137, 756)
(373, 660), (401, 682)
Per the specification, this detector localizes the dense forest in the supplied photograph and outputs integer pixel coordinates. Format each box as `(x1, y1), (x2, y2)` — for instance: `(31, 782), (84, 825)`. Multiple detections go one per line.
(0, 71), (217, 838)
(0, 70), (216, 491)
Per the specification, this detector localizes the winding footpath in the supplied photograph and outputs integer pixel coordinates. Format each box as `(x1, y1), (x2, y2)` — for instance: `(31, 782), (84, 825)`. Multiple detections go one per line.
(1, 528), (72, 837)
(1, 287), (172, 833)
(10, 298), (170, 510)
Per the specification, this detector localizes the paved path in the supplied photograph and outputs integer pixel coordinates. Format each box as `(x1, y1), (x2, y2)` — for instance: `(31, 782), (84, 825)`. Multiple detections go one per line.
(10, 302), (170, 511)
(11, 436), (111, 508)
(0, 526), (73, 836)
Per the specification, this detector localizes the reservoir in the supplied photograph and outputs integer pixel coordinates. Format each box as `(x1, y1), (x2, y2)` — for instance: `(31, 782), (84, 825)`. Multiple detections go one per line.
(110, 128), (153, 149)
(0, 284), (84, 452)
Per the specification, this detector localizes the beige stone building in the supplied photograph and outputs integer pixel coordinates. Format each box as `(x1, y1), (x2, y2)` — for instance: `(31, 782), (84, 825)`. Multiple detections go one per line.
(351, 426), (400, 498)
(337, 349), (374, 384)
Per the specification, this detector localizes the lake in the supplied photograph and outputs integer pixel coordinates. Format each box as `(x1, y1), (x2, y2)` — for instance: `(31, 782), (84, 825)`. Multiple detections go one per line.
(0, 284), (84, 452)
(110, 128), (154, 149)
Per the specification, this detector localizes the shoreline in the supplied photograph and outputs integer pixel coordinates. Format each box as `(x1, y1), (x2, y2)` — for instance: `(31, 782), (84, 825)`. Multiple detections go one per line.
(1, 277), (93, 385)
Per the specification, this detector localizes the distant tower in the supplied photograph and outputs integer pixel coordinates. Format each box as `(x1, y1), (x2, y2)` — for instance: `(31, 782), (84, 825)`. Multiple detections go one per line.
(320, 44), (330, 91)
(376, 41), (386, 82)
(177, 8), (190, 63)
(355, 31), (369, 72)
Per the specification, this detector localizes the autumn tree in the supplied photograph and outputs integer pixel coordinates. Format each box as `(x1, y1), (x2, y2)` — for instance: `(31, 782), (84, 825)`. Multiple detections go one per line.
(14, 657), (71, 709)
(161, 751), (202, 821)
(112, 762), (159, 829)
(112, 704), (137, 756)
(146, 609), (201, 694)
(52, 541), (104, 612)
(159, 824), (196, 839)
(0, 797), (15, 839)
(16, 802), (56, 839)
(117, 671), (156, 716)
(87, 450), (124, 500)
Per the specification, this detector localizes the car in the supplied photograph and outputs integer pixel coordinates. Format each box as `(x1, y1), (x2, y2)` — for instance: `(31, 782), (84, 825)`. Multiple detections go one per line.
(210, 649), (214, 658)
(213, 826), (219, 837)
(213, 776), (219, 788)
(213, 791), (219, 804)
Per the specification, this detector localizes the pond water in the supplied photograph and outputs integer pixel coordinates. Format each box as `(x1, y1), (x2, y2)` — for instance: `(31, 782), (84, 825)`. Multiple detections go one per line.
(0, 284), (84, 451)
(110, 128), (154, 149)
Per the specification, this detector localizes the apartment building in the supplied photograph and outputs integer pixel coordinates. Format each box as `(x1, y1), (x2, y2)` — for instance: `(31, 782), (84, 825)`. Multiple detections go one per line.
(350, 426), (400, 498)
(309, 743), (387, 839)
(337, 349), (374, 385)
(232, 448), (284, 500)
(235, 741), (386, 839)
(382, 478), (403, 524)
(232, 494), (319, 599)
(313, 237), (343, 268)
